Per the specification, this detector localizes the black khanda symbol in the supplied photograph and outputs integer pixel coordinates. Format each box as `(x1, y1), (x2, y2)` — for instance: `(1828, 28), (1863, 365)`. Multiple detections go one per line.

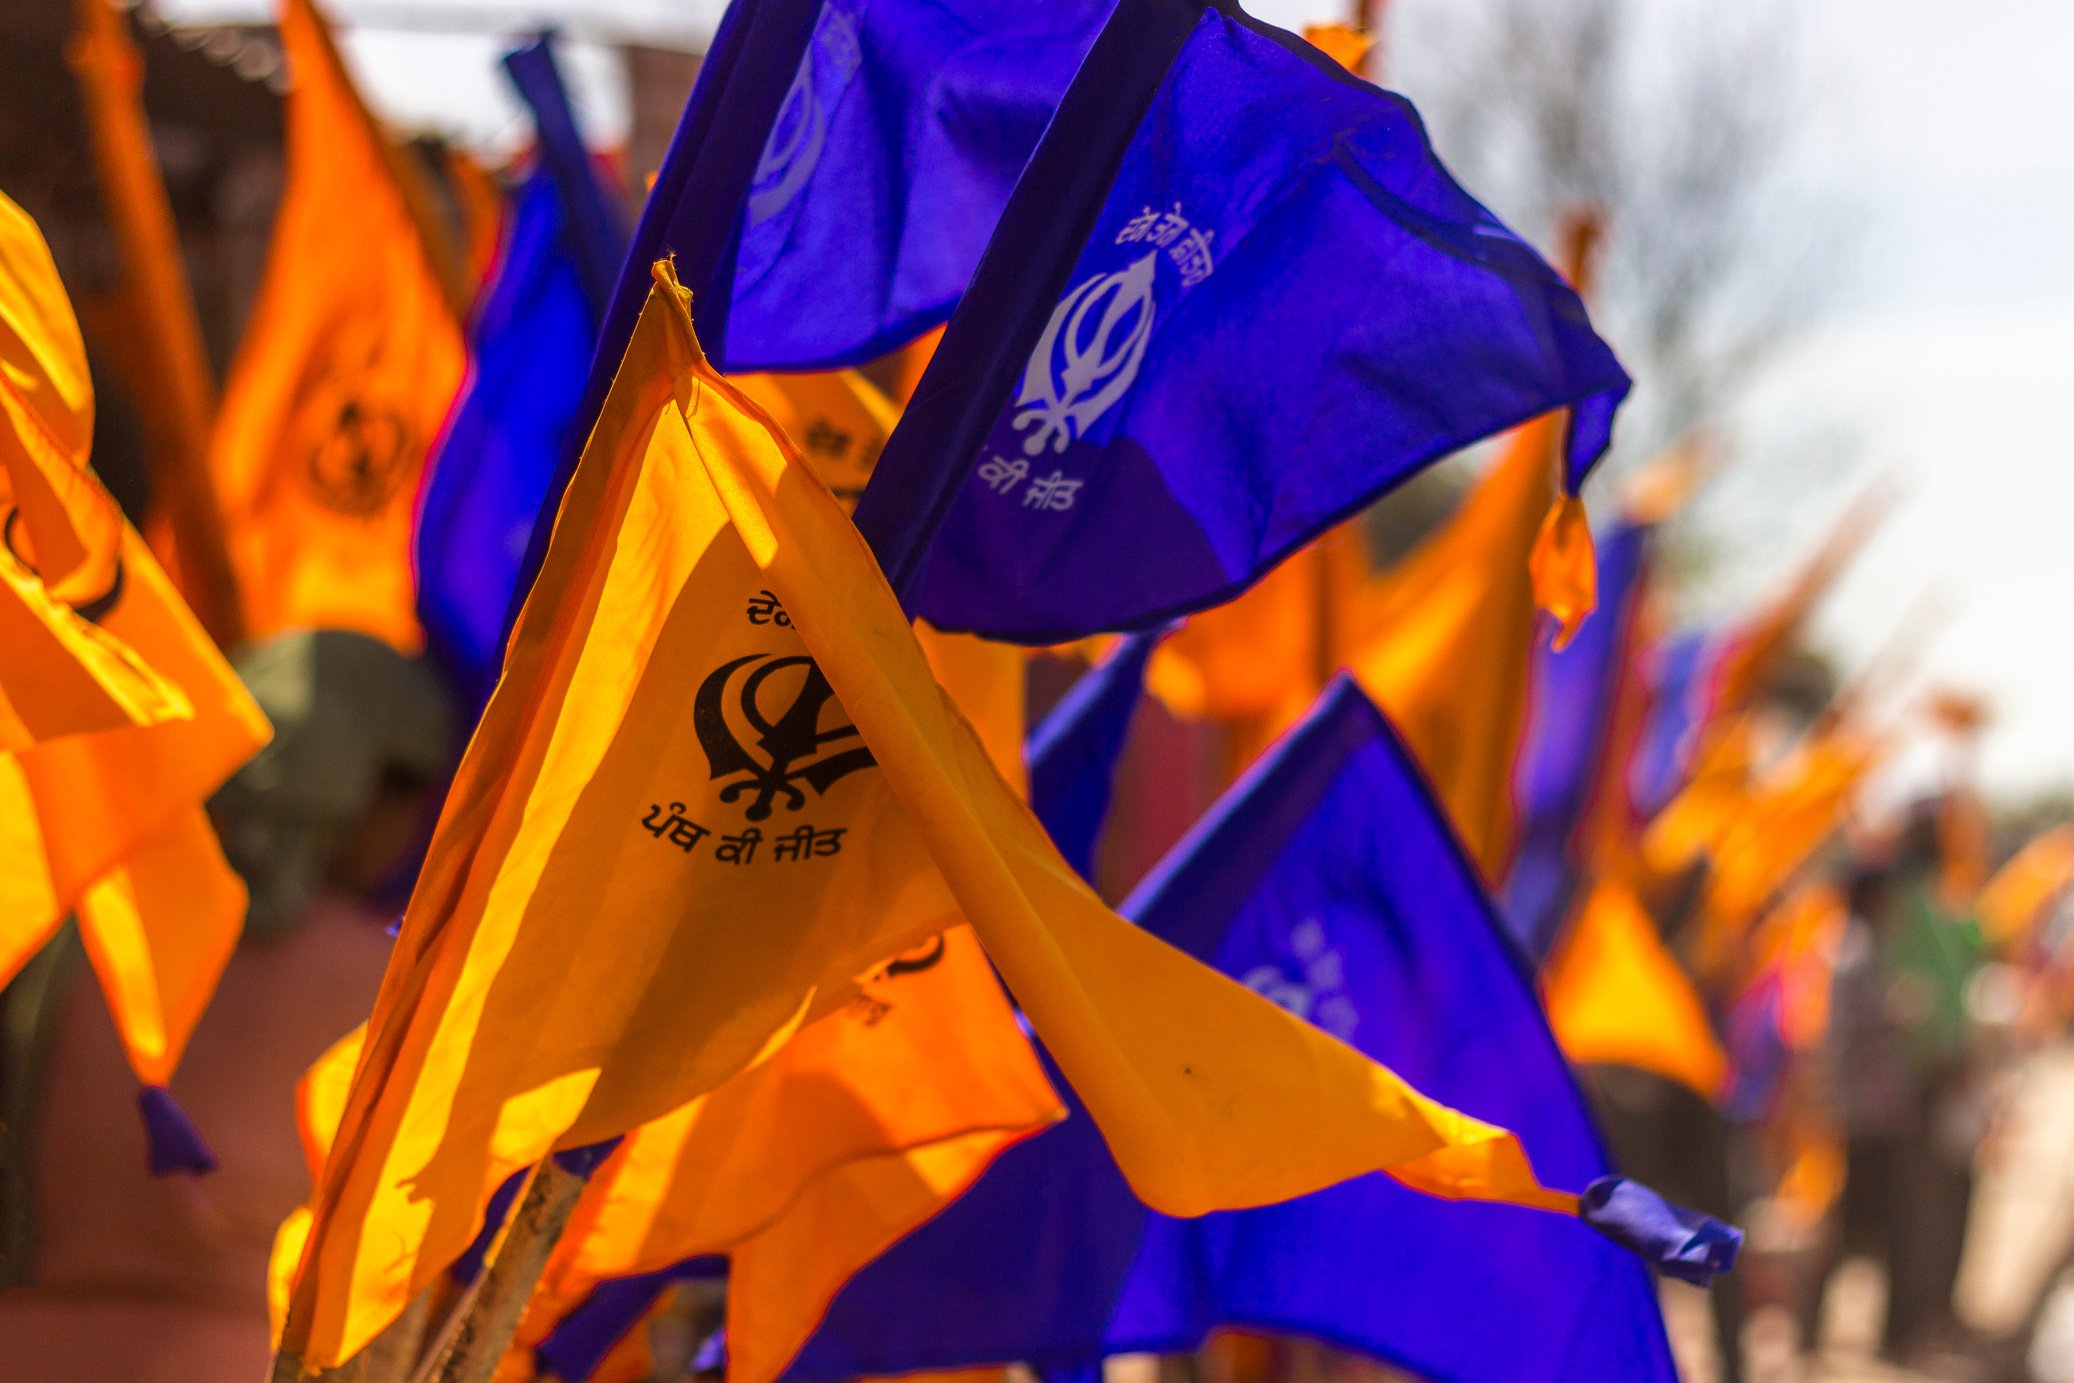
(693, 653), (877, 821)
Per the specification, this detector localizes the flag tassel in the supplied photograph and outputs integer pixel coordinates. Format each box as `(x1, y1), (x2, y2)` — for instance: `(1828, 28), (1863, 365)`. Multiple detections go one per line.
(138, 1084), (216, 1176)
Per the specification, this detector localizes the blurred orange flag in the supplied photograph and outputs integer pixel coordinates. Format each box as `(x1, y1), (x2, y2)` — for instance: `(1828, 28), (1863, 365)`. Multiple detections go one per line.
(1542, 875), (1729, 1102)
(1349, 412), (1567, 882)
(1978, 824), (2074, 954)
(274, 265), (1580, 1371)
(1712, 484), (1892, 719)
(1693, 724), (1882, 977)
(205, 0), (465, 652)
(0, 189), (269, 1130)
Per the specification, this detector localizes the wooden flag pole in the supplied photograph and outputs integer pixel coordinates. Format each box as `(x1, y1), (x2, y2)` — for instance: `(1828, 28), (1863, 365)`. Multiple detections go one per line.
(411, 1156), (590, 1383)
(67, 0), (245, 648)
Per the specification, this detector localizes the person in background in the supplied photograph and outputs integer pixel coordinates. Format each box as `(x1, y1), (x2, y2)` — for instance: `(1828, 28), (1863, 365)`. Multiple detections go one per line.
(1796, 862), (1914, 1357)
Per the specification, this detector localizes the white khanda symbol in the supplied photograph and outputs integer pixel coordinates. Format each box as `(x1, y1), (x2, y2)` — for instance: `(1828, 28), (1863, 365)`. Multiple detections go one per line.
(746, 6), (860, 226)
(1012, 253), (1157, 457)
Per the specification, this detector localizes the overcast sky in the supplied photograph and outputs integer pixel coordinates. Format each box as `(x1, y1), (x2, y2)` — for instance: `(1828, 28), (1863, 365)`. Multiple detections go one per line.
(160, 0), (2074, 798)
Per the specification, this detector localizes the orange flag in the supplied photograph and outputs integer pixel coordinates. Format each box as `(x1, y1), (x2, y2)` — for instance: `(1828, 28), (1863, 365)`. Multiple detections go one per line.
(0, 188), (270, 1146)
(67, 0), (244, 646)
(1542, 876), (1729, 1101)
(1146, 520), (1368, 776)
(1693, 724), (1882, 976)
(206, 0), (466, 652)
(274, 265), (1584, 1372)
(503, 929), (1060, 1383)
(1712, 484), (1892, 718)
(1978, 824), (2074, 954)
(1348, 413), (1565, 881)
(732, 369), (901, 515)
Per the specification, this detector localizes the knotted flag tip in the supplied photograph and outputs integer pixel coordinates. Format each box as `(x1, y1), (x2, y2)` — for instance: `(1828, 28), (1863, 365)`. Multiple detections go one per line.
(139, 1085), (218, 1177)
(1578, 1175), (1741, 1286)
(1531, 492), (1598, 650)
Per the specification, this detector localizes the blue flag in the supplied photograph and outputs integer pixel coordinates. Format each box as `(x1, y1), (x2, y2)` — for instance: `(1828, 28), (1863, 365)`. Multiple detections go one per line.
(718, 0), (1114, 370)
(858, 2), (1630, 640)
(1626, 627), (1728, 822)
(786, 677), (1680, 1383)
(512, 1), (1625, 642)
(415, 37), (624, 705)
(1027, 629), (1164, 882)
(1504, 519), (1651, 963)
(581, 0), (1108, 380)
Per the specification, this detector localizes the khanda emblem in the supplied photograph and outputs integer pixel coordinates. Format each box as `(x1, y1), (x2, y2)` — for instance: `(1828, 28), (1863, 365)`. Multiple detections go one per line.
(693, 652), (878, 821)
(1012, 253), (1156, 457)
(747, 1), (862, 226)
(306, 395), (413, 517)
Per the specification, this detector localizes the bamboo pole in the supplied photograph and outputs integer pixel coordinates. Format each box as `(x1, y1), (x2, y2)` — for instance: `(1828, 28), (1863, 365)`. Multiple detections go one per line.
(67, 0), (244, 648)
(413, 1157), (589, 1383)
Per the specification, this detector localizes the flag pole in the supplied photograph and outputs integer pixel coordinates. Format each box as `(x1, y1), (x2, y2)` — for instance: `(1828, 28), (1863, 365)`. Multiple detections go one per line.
(67, 0), (245, 649)
(410, 1155), (591, 1383)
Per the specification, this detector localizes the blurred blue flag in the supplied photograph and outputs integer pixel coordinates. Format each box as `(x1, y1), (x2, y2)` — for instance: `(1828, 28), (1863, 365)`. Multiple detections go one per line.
(861, 2), (1630, 640)
(1026, 629), (1164, 882)
(1626, 627), (1729, 822)
(786, 676), (1680, 1383)
(416, 36), (625, 705)
(1504, 519), (1652, 963)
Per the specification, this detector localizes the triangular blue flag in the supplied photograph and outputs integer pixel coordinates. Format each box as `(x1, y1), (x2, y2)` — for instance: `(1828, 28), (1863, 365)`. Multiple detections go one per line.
(415, 35), (624, 706)
(858, 2), (1630, 639)
(1504, 518), (1651, 963)
(1026, 629), (1164, 882)
(785, 677), (1686, 1383)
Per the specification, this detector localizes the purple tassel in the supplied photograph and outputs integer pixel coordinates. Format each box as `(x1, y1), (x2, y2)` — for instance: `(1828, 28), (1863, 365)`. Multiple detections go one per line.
(138, 1085), (217, 1176)
(1579, 1175), (1741, 1286)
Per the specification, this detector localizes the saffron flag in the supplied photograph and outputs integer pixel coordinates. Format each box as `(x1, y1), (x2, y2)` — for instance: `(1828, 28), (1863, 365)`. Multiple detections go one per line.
(731, 369), (900, 515)
(0, 188), (271, 1169)
(1542, 877), (1729, 1103)
(1505, 515), (1653, 961)
(1348, 414), (1565, 881)
(0, 187), (188, 744)
(865, 4), (1627, 641)
(1143, 522), (1370, 777)
(789, 679), (1691, 1383)
(275, 268), (1596, 1370)
(505, 928), (1061, 1383)
(1692, 724), (1883, 977)
(1978, 825), (2074, 954)
(207, 0), (466, 652)
(1627, 489), (1887, 820)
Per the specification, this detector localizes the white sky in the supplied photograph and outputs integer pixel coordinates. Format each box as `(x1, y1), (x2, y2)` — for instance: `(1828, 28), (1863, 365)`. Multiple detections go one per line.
(159, 0), (2074, 797)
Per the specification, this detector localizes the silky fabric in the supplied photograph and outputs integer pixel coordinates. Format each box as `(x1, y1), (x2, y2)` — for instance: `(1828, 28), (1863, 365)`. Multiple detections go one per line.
(277, 271), (1582, 1368)
(792, 679), (1676, 1383)
(207, 0), (465, 651)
